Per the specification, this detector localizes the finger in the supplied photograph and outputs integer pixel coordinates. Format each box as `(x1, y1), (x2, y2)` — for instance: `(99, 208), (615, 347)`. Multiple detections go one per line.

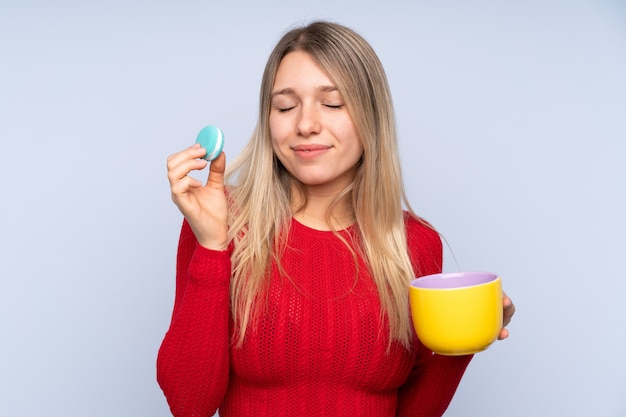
(167, 144), (206, 168)
(167, 145), (207, 178)
(167, 155), (208, 186)
(500, 290), (515, 323)
(205, 152), (226, 190)
(502, 299), (516, 328)
(498, 328), (509, 340)
(170, 174), (203, 198)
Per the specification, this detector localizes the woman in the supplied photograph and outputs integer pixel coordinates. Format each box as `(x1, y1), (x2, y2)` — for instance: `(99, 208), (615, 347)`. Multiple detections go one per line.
(158, 21), (515, 417)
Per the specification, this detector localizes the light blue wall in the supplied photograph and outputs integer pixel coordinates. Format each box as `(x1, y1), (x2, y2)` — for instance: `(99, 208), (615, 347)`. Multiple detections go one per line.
(1, 1), (624, 416)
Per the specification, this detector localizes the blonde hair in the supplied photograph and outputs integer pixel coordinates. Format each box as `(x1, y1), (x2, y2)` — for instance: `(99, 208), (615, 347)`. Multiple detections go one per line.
(226, 21), (420, 349)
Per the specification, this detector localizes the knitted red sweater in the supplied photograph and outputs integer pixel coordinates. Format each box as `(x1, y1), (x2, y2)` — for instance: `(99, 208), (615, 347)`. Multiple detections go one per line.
(157, 215), (471, 417)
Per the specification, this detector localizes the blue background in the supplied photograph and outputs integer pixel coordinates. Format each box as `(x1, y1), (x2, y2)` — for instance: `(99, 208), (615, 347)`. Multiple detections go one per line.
(1, 1), (625, 416)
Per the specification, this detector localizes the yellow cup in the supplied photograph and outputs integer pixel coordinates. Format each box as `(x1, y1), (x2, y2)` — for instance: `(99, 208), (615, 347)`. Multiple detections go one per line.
(409, 272), (502, 356)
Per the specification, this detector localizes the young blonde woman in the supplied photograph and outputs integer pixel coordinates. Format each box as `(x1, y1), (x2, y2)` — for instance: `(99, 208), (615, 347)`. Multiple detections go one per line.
(158, 21), (515, 417)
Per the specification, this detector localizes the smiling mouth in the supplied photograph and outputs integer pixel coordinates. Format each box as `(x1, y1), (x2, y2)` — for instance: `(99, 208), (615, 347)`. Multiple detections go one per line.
(292, 145), (331, 152)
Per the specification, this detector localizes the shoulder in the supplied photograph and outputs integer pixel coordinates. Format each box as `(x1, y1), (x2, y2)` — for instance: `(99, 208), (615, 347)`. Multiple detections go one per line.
(403, 211), (443, 277)
(403, 211), (440, 248)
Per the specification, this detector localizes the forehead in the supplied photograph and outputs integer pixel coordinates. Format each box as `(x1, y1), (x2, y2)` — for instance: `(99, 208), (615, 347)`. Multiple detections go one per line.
(272, 51), (337, 90)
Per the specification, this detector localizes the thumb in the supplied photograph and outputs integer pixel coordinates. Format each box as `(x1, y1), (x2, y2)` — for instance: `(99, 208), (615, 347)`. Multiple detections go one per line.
(206, 152), (226, 190)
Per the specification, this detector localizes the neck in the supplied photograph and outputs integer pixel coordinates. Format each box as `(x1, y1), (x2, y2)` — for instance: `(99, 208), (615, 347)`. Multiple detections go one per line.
(291, 185), (354, 231)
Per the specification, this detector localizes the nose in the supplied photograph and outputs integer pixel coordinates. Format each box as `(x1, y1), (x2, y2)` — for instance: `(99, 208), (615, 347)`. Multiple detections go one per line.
(297, 103), (321, 137)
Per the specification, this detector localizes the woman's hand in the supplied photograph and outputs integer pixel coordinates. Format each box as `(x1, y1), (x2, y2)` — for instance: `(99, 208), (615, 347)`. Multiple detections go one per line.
(166, 144), (228, 250)
(498, 292), (516, 340)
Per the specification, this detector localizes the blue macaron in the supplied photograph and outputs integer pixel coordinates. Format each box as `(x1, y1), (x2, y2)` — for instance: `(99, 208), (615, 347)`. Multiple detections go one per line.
(195, 125), (224, 161)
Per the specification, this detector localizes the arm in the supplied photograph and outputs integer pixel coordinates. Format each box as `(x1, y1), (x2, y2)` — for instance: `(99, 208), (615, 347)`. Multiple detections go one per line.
(399, 214), (472, 416)
(396, 351), (471, 417)
(156, 220), (231, 417)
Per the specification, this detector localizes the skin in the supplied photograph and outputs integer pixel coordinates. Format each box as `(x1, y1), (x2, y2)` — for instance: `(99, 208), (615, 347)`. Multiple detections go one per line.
(500, 296), (515, 340)
(166, 148), (228, 251)
(166, 50), (515, 339)
(269, 50), (363, 230)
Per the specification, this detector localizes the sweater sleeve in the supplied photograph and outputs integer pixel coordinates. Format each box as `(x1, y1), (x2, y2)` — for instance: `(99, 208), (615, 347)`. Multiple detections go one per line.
(396, 214), (473, 417)
(156, 220), (232, 417)
(396, 352), (471, 417)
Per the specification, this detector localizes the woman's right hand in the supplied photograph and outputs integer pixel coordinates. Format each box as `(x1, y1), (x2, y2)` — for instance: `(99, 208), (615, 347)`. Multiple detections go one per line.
(166, 144), (228, 250)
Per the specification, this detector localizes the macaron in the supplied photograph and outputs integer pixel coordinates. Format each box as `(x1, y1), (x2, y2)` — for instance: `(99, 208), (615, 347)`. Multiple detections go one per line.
(194, 125), (224, 161)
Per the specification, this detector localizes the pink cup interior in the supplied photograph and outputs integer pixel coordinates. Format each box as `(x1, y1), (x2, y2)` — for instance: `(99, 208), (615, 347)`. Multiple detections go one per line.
(411, 272), (498, 289)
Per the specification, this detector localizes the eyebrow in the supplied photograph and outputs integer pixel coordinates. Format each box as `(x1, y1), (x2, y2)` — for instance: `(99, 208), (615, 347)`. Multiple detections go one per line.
(270, 85), (338, 99)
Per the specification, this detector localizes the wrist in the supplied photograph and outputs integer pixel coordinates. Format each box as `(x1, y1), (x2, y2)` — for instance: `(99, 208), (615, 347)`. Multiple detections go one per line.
(197, 238), (229, 252)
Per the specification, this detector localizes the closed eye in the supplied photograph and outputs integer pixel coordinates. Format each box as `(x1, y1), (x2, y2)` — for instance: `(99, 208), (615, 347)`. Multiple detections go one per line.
(324, 104), (344, 109)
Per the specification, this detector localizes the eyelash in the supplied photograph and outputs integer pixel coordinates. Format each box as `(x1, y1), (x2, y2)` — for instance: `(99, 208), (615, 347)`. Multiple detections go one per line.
(277, 104), (344, 113)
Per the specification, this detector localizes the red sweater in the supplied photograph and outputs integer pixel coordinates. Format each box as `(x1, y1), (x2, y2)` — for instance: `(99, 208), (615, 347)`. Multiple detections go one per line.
(157, 215), (471, 417)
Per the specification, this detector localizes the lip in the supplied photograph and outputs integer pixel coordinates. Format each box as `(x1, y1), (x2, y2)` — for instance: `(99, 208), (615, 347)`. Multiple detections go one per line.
(291, 144), (332, 159)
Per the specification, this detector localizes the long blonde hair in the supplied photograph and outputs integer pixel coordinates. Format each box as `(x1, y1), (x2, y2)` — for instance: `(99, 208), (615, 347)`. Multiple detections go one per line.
(226, 21), (420, 349)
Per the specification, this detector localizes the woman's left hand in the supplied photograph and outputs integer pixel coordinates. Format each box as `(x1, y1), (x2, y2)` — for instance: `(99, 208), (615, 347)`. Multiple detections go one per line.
(498, 292), (516, 340)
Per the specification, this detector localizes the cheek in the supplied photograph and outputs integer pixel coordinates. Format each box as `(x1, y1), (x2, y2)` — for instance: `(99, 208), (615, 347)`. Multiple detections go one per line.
(268, 118), (286, 159)
(269, 116), (285, 144)
(268, 119), (279, 148)
(333, 115), (361, 147)
(341, 125), (363, 155)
